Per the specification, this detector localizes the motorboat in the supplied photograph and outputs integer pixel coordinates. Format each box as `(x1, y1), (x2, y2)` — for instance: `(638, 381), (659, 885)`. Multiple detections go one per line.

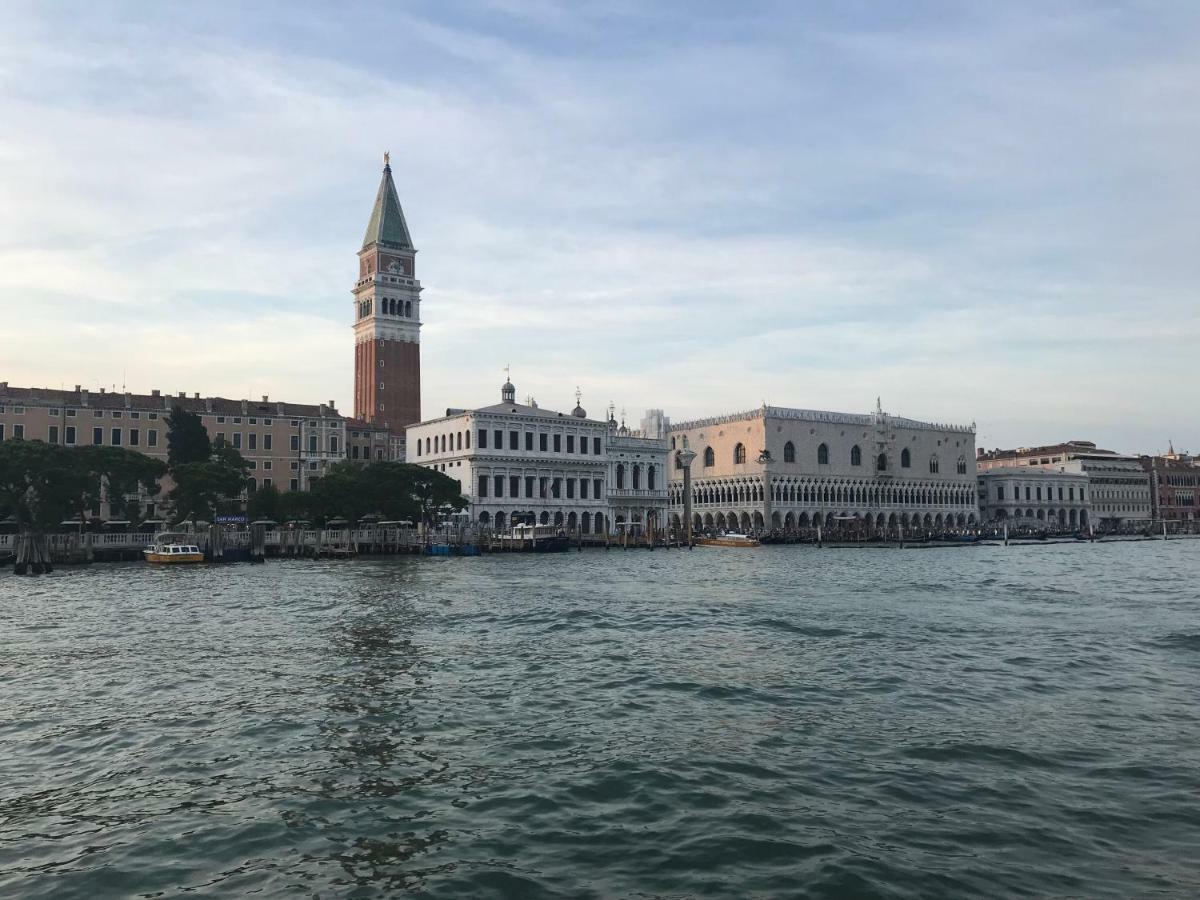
(502, 523), (571, 553)
(696, 532), (760, 548)
(144, 532), (204, 564)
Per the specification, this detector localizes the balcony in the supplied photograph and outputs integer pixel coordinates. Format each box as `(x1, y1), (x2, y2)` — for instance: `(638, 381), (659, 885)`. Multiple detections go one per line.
(608, 488), (669, 499)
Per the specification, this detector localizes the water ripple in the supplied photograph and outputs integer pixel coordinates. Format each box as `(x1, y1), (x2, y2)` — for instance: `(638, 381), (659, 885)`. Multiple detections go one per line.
(2, 542), (1200, 897)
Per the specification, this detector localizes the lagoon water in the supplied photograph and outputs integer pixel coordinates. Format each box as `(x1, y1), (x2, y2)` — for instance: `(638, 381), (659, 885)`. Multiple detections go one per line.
(2, 542), (1199, 898)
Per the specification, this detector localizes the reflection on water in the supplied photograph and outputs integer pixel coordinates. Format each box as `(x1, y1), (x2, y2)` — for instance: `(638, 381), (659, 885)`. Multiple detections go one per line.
(2, 543), (1200, 898)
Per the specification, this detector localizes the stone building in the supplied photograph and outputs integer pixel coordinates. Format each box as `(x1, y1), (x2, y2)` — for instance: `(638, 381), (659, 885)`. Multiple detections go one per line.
(1140, 447), (1200, 526)
(667, 401), (978, 534)
(407, 379), (612, 533)
(605, 408), (670, 534)
(0, 382), (346, 517)
(977, 466), (1091, 528)
(977, 441), (1151, 528)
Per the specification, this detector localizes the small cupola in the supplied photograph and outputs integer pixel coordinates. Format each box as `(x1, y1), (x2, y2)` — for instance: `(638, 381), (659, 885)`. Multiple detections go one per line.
(571, 386), (587, 419)
(501, 375), (516, 404)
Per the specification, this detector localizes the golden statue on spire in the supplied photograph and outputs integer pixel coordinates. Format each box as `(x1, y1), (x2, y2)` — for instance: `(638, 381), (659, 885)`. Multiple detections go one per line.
(383, 151), (390, 166)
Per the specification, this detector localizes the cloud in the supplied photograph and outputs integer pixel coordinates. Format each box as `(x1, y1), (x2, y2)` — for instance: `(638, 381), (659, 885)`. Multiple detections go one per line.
(1, 0), (1198, 455)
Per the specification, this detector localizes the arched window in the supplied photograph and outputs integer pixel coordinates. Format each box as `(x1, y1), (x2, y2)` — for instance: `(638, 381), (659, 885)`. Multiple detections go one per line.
(734, 443), (746, 464)
(901, 447), (911, 468)
(929, 455), (939, 474)
(783, 441), (795, 463)
(703, 447), (715, 467)
(817, 443), (829, 465)
(616, 463), (625, 489)
(670, 437), (676, 449)
(851, 445), (862, 467)
(405, 300), (412, 317)
(632, 464), (641, 489)
(957, 456), (967, 475)
(877, 453), (888, 471)
(647, 465), (656, 490)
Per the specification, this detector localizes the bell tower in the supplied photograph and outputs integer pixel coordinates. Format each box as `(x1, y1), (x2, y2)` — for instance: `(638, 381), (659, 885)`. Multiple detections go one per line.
(352, 152), (422, 429)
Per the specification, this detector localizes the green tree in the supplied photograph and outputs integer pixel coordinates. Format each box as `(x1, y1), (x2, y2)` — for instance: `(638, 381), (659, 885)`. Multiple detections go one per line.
(247, 482), (282, 521)
(275, 462), (464, 526)
(399, 464), (467, 524)
(72, 445), (166, 525)
(168, 443), (250, 524)
(0, 440), (93, 532)
(166, 405), (210, 467)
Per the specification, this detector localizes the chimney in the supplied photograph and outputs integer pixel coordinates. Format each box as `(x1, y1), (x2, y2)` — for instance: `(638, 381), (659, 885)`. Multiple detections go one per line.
(151, 389), (160, 397)
(328, 400), (335, 409)
(74, 384), (81, 392)
(0, 381), (7, 392)
(99, 387), (106, 394)
(193, 392), (200, 399)
(177, 391), (185, 398)
(261, 394), (268, 403)
(319, 403), (327, 416)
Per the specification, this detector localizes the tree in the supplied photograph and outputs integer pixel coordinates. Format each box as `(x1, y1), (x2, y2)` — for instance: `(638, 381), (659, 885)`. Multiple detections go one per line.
(166, 405), (210, 467)
(0, 440), (93, 532)
(72, 445), (166, 525)
(247, 482), (282, 521)
(168, 443), (250, 524)
(277, 462), (465, 526)
(400, 464), (467, 524)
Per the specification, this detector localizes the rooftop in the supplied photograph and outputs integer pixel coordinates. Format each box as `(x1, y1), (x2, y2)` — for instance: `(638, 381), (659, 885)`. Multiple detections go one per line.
(670, 404), (974, 434)
(0, 383), (339, 418)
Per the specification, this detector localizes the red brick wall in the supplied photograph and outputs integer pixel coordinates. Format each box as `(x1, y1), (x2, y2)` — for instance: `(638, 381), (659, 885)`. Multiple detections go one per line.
(355, 339), (420, 430)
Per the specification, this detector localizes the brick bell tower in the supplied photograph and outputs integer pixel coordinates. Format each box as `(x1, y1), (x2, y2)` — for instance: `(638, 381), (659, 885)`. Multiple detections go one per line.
(353, 152), (422, 429)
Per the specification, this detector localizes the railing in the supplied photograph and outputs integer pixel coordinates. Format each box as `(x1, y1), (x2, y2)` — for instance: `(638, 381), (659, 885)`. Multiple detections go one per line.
(0, 527), (428, 553)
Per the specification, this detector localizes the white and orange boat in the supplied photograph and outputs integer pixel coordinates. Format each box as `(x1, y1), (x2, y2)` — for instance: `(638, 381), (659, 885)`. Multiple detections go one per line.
(144, 533), (204, 564)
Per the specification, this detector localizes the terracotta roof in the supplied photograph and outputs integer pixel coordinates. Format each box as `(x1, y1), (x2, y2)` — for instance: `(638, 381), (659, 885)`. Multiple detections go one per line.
(0, 384), (339, 418)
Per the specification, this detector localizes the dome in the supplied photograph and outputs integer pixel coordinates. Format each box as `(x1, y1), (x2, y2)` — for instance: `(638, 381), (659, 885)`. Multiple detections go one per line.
(572, 404), (587, 418)
(501, 378), (516, 403)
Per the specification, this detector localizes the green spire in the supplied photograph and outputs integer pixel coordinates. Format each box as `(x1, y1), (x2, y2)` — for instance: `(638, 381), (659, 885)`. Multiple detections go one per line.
(362, 153), (413, 250)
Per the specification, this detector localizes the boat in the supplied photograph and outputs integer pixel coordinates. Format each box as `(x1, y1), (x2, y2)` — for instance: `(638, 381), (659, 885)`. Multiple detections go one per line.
(143, 532), (204, 564)
(501, 523), (571, 553)
(696, 532), (761, 548)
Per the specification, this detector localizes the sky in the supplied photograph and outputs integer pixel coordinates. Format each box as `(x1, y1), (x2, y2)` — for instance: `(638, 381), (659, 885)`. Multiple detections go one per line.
(1, 1), (1197, 455)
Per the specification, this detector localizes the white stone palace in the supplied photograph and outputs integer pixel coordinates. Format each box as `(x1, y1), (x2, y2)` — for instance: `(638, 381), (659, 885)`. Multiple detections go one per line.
(407, 379), (668, 534)
(667, 401), (979, 534)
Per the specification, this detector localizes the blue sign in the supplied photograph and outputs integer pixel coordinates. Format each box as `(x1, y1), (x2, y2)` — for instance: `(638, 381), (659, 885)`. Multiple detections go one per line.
(215, 515), (247, 524)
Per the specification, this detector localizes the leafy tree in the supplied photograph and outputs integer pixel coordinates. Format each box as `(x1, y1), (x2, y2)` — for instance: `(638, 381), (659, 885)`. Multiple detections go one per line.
(247, 482), (283, 521)
(274, 462), (464, 526)
(168, 443), (250, 524)
(166, 405), (210, 467)
(0, 440), (93, 532)
(72, 445), (166, 525)
(399, 464), (467, 524)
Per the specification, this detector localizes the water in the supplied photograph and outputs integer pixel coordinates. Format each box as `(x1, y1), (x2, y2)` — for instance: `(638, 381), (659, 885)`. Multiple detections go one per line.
(2, 542), (1199, 899)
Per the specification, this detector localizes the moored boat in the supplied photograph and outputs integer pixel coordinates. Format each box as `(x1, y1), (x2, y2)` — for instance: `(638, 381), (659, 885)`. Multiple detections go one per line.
(144, 533), (204, 564)
(695, 532), (761, 548)
(501, 523), (571, 553)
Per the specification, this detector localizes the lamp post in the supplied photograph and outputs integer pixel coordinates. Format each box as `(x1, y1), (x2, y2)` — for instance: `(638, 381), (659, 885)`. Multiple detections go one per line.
(678, 437), (697, 546)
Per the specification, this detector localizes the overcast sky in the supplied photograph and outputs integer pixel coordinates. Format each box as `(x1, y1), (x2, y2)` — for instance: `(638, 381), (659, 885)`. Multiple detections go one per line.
(1, 1), (1197, 454)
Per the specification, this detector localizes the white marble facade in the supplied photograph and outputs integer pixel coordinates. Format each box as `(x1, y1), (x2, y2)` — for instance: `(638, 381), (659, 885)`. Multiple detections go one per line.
(668, 403), (979, 534)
